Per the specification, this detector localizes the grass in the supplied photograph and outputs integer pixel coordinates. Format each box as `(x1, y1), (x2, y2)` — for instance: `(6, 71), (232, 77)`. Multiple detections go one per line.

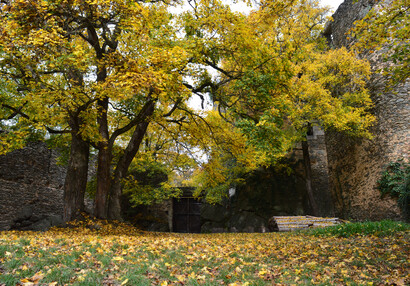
(0, 219), (408, 286)
(303, 219), (410, 237)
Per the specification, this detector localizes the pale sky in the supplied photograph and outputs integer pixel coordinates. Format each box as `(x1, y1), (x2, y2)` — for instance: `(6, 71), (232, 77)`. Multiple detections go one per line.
(322, 0), (344, 12)
(172, 0), (345, 15)
(229, 0), (345, 14)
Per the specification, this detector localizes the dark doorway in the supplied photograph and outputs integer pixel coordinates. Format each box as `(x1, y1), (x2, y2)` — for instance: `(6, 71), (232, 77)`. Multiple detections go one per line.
(173, 196), (201, 233)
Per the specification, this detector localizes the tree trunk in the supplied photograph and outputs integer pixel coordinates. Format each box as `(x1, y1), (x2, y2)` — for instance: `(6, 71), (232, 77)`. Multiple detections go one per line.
(94, 97), (111, 219)
(94, 143), (111, 218)
(107, 100), (155, 220)
(63, 130), (90, 222)
(302, 140), (319, 216)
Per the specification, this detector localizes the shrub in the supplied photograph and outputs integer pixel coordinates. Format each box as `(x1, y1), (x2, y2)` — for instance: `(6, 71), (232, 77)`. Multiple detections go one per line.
(377, 160), (410, 220)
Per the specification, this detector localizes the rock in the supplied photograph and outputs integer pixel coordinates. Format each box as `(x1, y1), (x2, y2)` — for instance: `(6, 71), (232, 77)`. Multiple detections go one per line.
(16, 206), (33, 221)
(201, 221), (227, 233)
(48, 215), (63, 227)
(30, 218), (51, 231)
(148, 221), (169, 232)
(201, 203), (230, 222)
(227, 211), (267, 233)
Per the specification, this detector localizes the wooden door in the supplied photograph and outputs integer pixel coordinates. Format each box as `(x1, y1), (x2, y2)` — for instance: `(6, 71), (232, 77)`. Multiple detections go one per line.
(173, 197), (201, 233)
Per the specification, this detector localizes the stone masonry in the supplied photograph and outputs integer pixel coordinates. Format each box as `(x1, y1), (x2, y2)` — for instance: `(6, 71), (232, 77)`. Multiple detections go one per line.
(0, 142), (66, 230)
(307, 126), (334, 217)
(323, 0), (409, 220)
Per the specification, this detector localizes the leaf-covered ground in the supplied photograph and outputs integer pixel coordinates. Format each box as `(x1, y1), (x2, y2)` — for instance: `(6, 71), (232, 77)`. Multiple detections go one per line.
(0, 220), (408, 286)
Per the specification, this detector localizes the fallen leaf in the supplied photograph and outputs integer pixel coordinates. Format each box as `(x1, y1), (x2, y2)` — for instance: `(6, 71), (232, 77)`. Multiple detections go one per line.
(31, 271), (45, 283)
(113, 256), (124, 262)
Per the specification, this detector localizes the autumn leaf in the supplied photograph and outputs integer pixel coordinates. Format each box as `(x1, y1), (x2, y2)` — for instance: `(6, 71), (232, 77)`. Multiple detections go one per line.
(31, 271), (45, 283)
(0, 220), (408, 285)
(112, 256), (125, 262)
(20, 279), (33, 286)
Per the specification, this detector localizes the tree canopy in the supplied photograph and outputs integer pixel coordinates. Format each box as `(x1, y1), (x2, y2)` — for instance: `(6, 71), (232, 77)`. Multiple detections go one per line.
(0, 0), (376, 220)
(351, 0), (409, 87)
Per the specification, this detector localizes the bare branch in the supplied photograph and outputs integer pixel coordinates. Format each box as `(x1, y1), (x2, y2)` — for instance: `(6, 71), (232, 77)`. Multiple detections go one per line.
(1, 103), (70, 134)
(162, 98), (183, 117)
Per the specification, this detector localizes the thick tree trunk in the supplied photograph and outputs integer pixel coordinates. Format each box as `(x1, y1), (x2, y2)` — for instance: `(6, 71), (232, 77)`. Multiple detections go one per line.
(107, 100), (155, 220)
(94, 97), (111, 219)
(302, 140), (319, 216)
(63, 130), (90, 222)
(94, 144), (111, 218)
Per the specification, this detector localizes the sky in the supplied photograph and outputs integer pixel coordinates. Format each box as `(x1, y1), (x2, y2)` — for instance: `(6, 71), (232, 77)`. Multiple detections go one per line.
(229, 0), (345, 14)
(321, 0), (344, 12)
(171, 0), (345, 15)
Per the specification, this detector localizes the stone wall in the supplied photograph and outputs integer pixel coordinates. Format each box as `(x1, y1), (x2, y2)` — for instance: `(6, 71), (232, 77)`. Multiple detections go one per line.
(200, 161), (310, 233)
(0, 142), (66, 230)
(323, 0), (408, 220)
(122, 129), (332, 233)
(306, 126), (334, 217)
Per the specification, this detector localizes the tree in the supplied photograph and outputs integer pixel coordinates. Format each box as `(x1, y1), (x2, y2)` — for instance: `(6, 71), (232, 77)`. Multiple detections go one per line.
(0, 0), (162, 220)
(121, 124), (199, 207)
(181, 0), (375, 214)
(351, 0), (409, 87)
(0, 0), (94, 221)
(0, 0), (208, 220)
(1, 0), (376, 220)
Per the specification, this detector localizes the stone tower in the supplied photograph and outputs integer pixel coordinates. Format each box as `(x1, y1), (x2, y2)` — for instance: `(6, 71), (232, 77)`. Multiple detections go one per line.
(323, 0), (409, 220)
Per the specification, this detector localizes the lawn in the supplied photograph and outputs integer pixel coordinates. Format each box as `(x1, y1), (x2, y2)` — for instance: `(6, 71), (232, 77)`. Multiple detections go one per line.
(0, 219), (408, 286)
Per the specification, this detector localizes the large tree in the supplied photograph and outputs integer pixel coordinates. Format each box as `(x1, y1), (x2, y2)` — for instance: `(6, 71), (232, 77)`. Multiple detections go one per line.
(180, 0), (375, 213)
(0, 0), (185, 220)
(0, 0), (375, 220)
(0, 0), (94, 220)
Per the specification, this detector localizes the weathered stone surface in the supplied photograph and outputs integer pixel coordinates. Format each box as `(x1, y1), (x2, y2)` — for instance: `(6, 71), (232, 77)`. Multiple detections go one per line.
(306, 126), (334, 217)
(269, 216), (342, 232)
(323, 0), (375, 49)
(201, 203), (230, 223)
(0, 142), (66, 230)
(201, 221), (227, 233)
(324, 0), (408, 220)
(0, 142), (96, 230)
(227, 211), (267, 233)
(200, 164), (309, 233)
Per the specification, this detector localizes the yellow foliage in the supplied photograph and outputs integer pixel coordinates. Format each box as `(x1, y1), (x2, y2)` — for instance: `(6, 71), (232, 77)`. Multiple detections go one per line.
(0, 0), (376, 203)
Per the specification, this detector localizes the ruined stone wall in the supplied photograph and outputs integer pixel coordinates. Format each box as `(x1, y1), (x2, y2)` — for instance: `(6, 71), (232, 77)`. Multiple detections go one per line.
(200, 161), (310, 233)
(199, 126), (334, 233)
(0, 142), (96, 230)
(324, 0), (408, 220)
(0, 142), (66, 230)
(306, 126), (334, 217)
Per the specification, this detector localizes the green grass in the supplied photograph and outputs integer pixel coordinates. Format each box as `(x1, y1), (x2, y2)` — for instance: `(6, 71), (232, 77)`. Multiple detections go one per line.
(0, 220), (408, 286)
(303, 220), (410, 237)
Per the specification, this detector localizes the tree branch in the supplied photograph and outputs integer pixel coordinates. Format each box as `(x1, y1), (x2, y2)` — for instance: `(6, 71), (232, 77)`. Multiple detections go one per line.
(109, 96), (156, 147)
(162, 98), (183, 117)
(1, 103), (70, 134)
